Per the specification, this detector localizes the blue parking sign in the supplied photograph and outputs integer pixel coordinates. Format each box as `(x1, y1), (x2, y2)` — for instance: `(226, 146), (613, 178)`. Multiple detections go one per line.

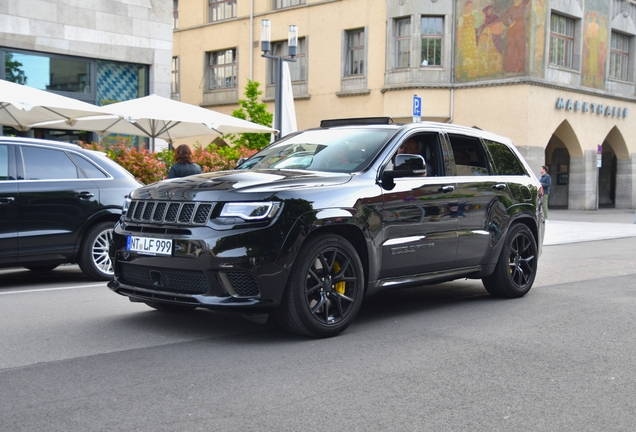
(413, 95), (422, 117)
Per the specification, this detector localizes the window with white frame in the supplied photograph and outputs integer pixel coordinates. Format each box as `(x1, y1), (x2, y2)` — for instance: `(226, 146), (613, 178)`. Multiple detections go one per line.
(269, 38), (307, 84)
(209, 0), (236, 22)
(173, 0), (178, 29)
(171, 56), (179, 99)
(395, 18), (411, 68)
(421, 17), (443, 66)
(274, 0), (305, 9)
(346, 29), (365, 76)
(550, 14), (575, 69)
(207, 49), (237, 90)
(609, 32), (630, 81)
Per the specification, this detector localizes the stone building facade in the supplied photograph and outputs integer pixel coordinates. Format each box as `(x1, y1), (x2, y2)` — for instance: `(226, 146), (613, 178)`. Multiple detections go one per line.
(173, 0), (636, 210)
(0, 0), (173, 144)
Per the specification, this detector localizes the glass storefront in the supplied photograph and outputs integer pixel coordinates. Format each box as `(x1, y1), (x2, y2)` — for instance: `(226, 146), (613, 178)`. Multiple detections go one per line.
(2, 48), (149, 148)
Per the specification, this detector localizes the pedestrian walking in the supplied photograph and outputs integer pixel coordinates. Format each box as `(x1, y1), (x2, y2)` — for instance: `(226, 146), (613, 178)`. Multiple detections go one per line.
(540, 165), (551, 219)
(168, 144), (202, 178)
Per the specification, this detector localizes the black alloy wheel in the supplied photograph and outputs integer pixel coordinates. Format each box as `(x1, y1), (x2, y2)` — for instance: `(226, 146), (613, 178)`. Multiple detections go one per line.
(276, 234), (364, 338)
(483, 223), (537, 298)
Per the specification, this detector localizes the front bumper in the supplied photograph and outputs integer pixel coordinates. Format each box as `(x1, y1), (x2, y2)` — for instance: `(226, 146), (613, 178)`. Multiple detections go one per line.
(108, 221), (295, 313)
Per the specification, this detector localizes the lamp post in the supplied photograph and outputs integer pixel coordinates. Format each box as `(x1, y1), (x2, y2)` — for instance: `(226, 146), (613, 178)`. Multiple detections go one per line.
(260, 19), (297, 134)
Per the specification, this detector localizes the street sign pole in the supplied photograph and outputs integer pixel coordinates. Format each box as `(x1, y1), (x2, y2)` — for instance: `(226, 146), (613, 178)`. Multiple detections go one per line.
(412, 94), (422, 123)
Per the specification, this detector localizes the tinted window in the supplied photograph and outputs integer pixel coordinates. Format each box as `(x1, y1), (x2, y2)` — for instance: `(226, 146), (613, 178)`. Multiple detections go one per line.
(447, 134), (489, 176)
(0, 145), (8, 180)
(69, 153), (108, 178)
(484, 140), (527, 176)
(21, 147), (79, 180)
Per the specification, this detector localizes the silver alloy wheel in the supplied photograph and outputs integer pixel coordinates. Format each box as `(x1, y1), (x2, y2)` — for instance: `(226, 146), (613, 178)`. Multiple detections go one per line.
(92, 227), (114, 276)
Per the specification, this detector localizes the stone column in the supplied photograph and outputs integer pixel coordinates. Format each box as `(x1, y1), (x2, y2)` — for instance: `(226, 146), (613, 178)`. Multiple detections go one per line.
(615, 154), (636, 209)
(568, 150), (598, 210)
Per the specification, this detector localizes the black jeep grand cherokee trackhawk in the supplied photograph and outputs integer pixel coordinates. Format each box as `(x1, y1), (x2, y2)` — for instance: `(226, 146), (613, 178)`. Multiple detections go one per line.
(108, 118), (544, 337)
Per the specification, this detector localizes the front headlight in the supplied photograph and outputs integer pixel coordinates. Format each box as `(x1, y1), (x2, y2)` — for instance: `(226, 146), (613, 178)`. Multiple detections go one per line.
(122, 196), (132, 216)
(220, 201), (281, 221)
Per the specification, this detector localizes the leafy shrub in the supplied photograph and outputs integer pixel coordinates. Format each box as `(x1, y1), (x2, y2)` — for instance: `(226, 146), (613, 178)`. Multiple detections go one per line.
(80, 139), (257, 184)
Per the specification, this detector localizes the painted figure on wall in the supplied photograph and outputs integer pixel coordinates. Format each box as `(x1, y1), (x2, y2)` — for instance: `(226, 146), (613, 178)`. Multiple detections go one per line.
(582, 10), (607, 89)
(457, 0), (485, 79)
(455, 0), (537, 81)
(531, 0), (546, 76)
(476, 5), (504, 76)
(501, 0), (530, 73)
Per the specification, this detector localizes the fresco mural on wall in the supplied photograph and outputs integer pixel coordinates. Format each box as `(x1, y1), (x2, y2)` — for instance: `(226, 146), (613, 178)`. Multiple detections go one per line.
(581, 0), (610, 90)
(455, 0), (546, 81)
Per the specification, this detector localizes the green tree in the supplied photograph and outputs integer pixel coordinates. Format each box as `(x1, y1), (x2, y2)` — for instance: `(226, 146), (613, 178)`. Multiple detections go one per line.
(5, 53), (27, 84)
(227, 80), (273, 150)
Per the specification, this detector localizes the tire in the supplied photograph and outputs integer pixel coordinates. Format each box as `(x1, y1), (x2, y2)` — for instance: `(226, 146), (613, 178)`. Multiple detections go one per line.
(482, 223), (538, 298)
(78, 221), (115, 281)
(144, 302), (197, 313)
(25, 264), (59, 272)
(276, 234), (365, 338)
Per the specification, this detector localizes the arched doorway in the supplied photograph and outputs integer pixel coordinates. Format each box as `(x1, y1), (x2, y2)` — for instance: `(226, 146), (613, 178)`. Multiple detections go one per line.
(601, 127), (631, 209)
(545, 120), (584, 209)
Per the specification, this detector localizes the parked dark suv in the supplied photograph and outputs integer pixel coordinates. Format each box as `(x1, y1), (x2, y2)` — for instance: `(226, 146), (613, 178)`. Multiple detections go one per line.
(0, 136), (142, 280)
(108, 119), (544, 337)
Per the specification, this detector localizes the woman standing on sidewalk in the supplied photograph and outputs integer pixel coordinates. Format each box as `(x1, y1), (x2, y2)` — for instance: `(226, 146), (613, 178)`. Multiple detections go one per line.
(540, 165), (551, 219)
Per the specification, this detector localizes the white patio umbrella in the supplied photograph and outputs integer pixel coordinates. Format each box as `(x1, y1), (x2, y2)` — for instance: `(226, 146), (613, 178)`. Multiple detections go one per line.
(33, 94), (277, 151)
(0, 79), (104, 131)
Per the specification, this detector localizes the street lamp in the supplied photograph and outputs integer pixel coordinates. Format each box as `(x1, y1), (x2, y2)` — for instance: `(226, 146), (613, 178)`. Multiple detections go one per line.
(261, 19), (297, 134)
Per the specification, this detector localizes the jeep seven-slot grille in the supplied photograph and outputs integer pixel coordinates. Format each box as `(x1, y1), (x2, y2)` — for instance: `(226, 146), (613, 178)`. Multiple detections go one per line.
(126, 200), (214, 226)
(120, 263), (209, 294)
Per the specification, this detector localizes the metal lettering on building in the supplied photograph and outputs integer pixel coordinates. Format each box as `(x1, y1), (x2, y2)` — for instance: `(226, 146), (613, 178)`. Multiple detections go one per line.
(555, 98), (628, 118)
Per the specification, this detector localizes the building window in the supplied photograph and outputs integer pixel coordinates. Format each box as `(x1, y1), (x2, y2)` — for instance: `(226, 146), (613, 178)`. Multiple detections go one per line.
(609, 32), (629, 81)
(421, 17), (442, 66)
(209, 0), (236, 22)
(274, 0), (305, 9)
(550, 14), (574, 69)
(207, 49), (237, 90)
(171, 56), (179, 100)
(395, 18), (411, 68)
(173, 0), (178, 29)
(346, 29), (365, 76)
(270, 38), (307, 84)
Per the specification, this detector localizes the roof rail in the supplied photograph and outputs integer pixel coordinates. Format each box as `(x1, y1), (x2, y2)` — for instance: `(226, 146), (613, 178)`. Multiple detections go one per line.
(320, 117), (393, 128)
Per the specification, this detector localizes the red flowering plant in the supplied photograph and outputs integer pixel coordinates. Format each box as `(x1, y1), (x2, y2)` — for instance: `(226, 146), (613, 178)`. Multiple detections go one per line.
(80, 139), (166, 184)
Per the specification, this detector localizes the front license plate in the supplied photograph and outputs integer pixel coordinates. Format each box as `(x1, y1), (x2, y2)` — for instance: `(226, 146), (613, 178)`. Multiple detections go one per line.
(126, 236), (173, 256)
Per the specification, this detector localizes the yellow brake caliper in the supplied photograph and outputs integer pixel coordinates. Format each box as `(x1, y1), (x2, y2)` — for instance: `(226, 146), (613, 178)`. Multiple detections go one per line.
(333, 261), (346, 295)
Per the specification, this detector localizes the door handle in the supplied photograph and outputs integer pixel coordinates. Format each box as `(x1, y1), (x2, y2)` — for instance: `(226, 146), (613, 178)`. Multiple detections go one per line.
(77, 191), (95, 199)
(492, 184), (507, 191)
(0, 197), (15, 204)
(437, 185), (455, 193)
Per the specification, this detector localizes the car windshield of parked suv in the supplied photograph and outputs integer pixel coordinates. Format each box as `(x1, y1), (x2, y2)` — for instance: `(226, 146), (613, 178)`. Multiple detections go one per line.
(238, 128), (397, 173)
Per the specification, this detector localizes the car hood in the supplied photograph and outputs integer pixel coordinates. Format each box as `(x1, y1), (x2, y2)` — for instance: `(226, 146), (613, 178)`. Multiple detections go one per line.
(132, 169), (353, 201)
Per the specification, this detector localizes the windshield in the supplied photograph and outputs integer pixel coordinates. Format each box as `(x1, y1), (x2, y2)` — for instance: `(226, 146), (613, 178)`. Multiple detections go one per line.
(237, 128), (396, 173)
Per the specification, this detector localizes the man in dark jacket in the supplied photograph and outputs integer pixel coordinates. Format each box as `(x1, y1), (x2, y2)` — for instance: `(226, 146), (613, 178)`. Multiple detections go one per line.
(540, 165), (551, 219)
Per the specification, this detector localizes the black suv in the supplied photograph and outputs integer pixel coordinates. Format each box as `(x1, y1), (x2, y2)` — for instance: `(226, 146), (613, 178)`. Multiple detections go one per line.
(0, 137), (142, 280)
(108, 119), (544, 337)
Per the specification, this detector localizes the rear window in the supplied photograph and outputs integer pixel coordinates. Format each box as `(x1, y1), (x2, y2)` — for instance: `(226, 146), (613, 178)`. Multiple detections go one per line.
(484, 140), (528, 176)
(0, 145), (8, 180)
(21, 146), (80, 180)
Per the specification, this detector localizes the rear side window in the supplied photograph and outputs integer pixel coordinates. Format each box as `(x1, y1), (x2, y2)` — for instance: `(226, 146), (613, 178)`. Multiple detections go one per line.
(69, 153), (108, 179)
(447, 134), (490, 176)
(484, 139), (527, 176)
(0, 145), (8, 180)
(21, 146), (80, 180)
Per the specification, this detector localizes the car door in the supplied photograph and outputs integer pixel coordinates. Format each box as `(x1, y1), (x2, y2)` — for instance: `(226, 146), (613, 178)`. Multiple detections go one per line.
(379, 132), (458, 279)
(0, 143), (18, 265)
(16, 144), (100, 262)
(445, 133), (514, 268)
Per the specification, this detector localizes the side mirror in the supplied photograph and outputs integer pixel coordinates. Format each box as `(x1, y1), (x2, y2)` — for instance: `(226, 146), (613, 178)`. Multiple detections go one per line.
(384, 154), (427, 179)
(381, 154), (427, 190)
